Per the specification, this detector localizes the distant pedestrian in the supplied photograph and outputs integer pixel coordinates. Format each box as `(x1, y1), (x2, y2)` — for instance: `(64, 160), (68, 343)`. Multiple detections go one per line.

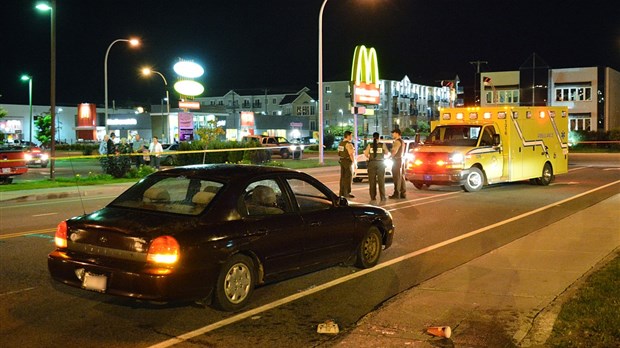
(389, 128), (407, 199)
(338, 130), (355, 198)
(149, 136), (163, 170)
(99, 135), (109, 155)
(107, 132), (116, 155)
(364, 132), (389, 204)
(132, 133), (146, 168)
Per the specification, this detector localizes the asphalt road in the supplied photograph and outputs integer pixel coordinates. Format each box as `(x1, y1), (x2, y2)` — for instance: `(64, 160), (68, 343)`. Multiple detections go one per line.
(0, 154), (619, 347)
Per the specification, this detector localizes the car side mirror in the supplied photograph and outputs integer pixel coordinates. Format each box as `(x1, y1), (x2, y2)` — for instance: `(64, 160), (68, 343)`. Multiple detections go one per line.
(338, 197), (349, 207)
(493, 134), (501, 146)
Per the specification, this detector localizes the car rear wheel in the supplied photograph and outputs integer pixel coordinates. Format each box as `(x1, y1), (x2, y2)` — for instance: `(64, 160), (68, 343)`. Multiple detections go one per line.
(355, 226), (382, 268)
(536, 162), (553, 186)
(352, 177), (363, 183)
(280, 149), (290, 159)
(413, 182), (424, 190)
(213, 254), (255, 311)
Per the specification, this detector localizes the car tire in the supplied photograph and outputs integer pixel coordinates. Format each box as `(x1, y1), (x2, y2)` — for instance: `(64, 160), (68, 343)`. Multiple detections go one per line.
(462, 167), (485, 192)
(355, 226), (382, 269)
(213, 254), (256, 311)
(536, 162), (553, 186)
(352, 177), (363, 183)
(280, 150), (290, 159)
(41, 162), (48, 168)
(412, 182), (424, 190)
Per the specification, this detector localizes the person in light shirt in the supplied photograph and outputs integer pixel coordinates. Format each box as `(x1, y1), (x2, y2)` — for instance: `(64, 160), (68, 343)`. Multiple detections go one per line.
(149, 136), (164, 170)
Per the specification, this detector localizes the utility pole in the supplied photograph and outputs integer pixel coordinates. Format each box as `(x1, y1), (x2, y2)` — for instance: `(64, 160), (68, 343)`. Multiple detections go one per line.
(469, 60), (488, 106)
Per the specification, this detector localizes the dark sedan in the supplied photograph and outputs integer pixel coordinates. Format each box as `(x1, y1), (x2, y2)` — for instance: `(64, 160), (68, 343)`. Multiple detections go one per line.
(48, 164), (394, 311)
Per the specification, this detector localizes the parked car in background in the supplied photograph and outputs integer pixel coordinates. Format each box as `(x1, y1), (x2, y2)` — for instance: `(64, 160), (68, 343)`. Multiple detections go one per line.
(160, 143), (179, 166)
(353, 138), (419, 182)
(23, 146), (49, 168)
(0, 144), (28, 184)
(47, 164), (394, 311)
(242, 135), (301, 159)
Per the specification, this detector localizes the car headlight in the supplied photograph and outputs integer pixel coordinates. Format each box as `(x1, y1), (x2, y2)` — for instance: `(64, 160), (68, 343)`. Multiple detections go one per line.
(24, 153), (33, 161)
(41, 154), (49, 160)
(289, 145), (296, 151)
(450, 153), (465, 164)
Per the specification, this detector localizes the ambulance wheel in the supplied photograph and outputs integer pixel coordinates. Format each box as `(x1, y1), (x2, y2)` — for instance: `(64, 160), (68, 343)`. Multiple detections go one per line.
(413, 182), (424, 190)
(462, 167), (484, 192)
(537, 163), (553, 186)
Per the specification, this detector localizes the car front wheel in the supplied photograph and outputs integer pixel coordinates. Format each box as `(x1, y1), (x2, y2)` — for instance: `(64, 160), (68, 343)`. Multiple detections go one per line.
(355, 226), (382, 268)
(462, 167), (485, 192)
(213, 254), (255, 311)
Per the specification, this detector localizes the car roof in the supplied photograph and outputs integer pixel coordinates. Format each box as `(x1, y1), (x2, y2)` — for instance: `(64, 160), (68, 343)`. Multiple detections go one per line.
(159, 164), (297, 181)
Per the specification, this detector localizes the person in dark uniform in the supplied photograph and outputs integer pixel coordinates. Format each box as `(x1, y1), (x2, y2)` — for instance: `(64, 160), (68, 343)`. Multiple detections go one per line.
(338, 130), (355, 198)
(389, 128), (407, 199)
(364, 132), (389, 203)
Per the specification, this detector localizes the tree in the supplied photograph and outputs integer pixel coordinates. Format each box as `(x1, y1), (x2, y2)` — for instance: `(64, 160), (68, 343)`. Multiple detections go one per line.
(195, 119), (226, 143)
(34, 112), (52, 147)
(0, 107), (7, 119)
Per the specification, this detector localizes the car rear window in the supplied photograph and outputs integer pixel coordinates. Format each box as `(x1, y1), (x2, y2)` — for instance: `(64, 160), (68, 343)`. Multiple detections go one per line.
(110, 176), (223, 215)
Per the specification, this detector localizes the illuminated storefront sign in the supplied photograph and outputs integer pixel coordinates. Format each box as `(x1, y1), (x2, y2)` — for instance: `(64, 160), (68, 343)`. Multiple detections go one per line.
(179, 101), (200, 109)
(107, 118), (138, 126)
(241, 111), (255, 127)
(174, 80), (204, 96)
(351, 45), (380, 105)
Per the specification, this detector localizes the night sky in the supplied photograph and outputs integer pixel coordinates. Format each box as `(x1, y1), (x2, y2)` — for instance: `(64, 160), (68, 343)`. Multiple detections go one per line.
(2, 0), (618, 108)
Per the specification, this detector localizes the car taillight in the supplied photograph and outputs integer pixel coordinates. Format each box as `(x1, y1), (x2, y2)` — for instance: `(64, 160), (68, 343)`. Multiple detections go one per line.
(55, 221), (67, 248)
(147, 236), (180, 265)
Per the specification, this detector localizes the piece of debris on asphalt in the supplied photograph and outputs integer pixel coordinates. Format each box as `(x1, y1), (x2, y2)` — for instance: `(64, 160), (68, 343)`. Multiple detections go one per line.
(426, 326), (452, 338)
(317, 320), (339, 334)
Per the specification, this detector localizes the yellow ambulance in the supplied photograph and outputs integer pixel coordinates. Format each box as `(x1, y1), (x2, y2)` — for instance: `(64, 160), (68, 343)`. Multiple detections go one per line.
(406, 106), (569, 192)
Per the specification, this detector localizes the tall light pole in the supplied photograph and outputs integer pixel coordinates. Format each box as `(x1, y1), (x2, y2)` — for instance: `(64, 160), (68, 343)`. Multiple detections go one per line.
(141, 67), (170, 140)
(318, 0), (329, 165)
(20, 75), (33, 145)
(36, 1), (55, 179)
(105, 38), (140, 134)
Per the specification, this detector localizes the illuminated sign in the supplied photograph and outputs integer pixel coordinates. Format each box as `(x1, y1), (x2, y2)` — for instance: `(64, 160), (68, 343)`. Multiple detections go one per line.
(107, 118), (137, 126)
(179, 101), (200, 109)
(174, 80), (205, 96)
(351, 45), (380, 105)
(241, 111), (255, 127)
(173, 61), (204, 78)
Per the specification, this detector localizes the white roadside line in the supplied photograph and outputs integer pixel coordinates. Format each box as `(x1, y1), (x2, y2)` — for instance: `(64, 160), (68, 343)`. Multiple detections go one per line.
(148, 179), (620, 348)
(0, 287), (36, 297)
(32, 213), (58, 217)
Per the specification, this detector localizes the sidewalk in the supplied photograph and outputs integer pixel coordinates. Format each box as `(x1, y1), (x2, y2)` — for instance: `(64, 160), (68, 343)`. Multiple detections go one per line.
(332, 194), (620, 347)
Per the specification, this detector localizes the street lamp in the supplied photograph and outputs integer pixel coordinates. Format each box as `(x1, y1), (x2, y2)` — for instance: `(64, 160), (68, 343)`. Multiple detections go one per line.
(104, 38), (140, 133)
(318, 0), (329, 165)
(36, 1), (55, 179)
(141, 67), (170, 140)
(20, 75), (33, 145)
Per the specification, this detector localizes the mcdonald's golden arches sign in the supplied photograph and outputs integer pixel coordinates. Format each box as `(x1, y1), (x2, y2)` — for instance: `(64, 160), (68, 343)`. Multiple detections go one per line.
(351, 45), (380, 105)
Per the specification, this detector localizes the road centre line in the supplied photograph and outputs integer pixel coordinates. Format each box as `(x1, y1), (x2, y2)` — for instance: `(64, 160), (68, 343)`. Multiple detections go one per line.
(0, 228), (55, 240)
(148, 179), (619, 348)
(33, 213), (58, 217)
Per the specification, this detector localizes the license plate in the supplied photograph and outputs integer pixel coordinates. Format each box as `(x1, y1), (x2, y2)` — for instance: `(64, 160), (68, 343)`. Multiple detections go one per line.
(424, 174), (432, 181)
(1, 168), (10, 174)
(82, 272), (107, 292)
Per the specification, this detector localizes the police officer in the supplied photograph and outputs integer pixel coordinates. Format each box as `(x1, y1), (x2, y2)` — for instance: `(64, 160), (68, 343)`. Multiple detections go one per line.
(338, 130), (355, 198)
(364, 132), (389, 203)
(389, 128), (407, 199)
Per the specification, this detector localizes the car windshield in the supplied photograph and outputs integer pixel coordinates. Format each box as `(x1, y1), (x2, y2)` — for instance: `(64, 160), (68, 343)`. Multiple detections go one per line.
(109, 175), (224, 215)
(426, 125), (481, 146)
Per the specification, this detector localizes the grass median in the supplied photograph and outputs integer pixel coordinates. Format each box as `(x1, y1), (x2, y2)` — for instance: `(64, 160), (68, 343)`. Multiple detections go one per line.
(0, 157), (339, 192)
(546, 252), (620, 346)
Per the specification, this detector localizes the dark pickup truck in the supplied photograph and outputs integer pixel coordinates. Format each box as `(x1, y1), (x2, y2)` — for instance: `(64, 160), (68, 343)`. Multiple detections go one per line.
(0, 145), (28, 184)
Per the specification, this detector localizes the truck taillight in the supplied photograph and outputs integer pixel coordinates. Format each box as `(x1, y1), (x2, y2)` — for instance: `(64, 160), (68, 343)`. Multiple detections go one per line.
(55, 221), (67, 248)
(147, 236), (180, 265)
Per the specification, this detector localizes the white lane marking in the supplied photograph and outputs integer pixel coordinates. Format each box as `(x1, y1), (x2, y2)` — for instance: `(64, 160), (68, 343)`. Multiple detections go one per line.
(149, 179), (620, 348)
(33, 213), (58, 217)
(0, 287), (36, 297)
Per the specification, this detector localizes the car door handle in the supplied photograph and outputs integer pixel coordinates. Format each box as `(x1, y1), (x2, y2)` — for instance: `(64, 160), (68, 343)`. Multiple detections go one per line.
(248, 229), (269, 237)
(309, 221), (322, 227)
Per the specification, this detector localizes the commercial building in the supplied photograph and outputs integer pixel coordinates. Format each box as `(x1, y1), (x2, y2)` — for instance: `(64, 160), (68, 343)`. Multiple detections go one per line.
(479, 66), (620, 132)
